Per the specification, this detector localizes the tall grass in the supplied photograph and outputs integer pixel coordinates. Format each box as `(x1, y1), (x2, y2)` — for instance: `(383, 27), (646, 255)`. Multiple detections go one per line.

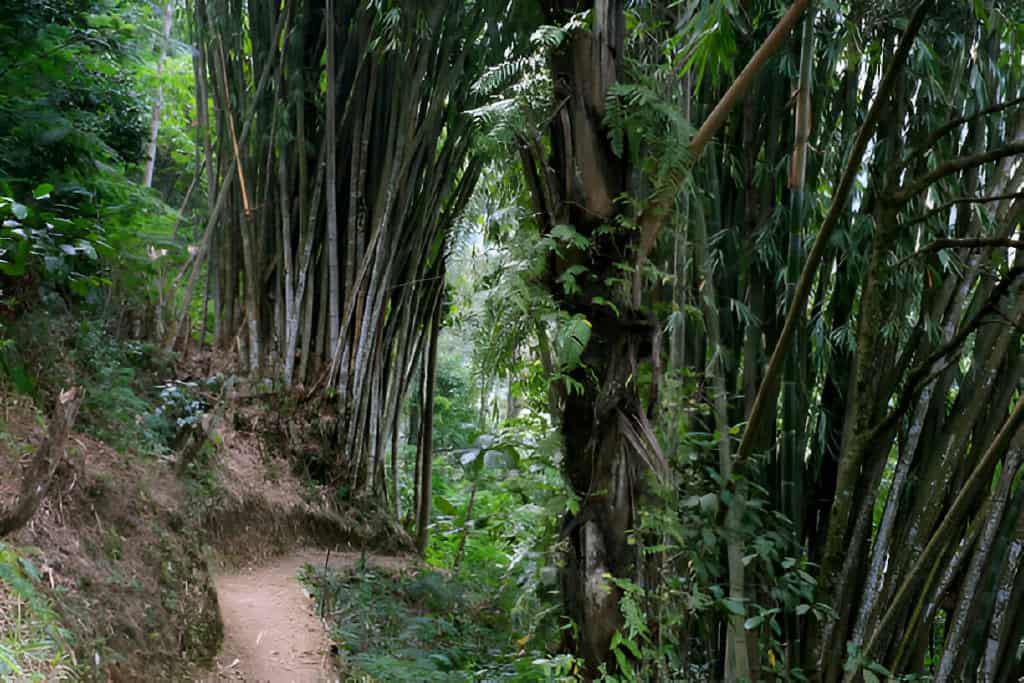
(0, 543), (77, 680)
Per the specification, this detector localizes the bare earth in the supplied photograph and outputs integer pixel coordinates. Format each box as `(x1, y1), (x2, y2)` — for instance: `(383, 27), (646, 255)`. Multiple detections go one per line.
(200, 548), (412, 683)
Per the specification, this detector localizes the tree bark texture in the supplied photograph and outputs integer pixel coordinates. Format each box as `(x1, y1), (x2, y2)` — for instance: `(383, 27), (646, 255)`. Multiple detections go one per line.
(527, 1), (671, 674)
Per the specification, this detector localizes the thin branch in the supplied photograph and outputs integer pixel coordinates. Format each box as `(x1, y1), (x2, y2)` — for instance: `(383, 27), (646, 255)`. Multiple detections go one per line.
(898, 95), (1024, 172)
(386, 273), (446, 292)
(896, 237), (1024, 267)
(991, 307), (1024, 334)
(864, 265), (1024, 447)
(171, 158), (204, 240)
(889, 141), (1024, 206)
(688, 0), (811, 159)
(213, 39), (252, 214)
(901, 191), (1024, 227)
(0, 388), (84, 537)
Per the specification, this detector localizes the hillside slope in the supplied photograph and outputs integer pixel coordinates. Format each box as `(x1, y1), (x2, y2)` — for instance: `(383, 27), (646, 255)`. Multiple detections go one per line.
(0, 327), (409, 681)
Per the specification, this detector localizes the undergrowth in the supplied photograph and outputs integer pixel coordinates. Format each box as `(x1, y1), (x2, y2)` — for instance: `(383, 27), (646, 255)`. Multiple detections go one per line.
(303, 409), (579, 681)
(302, 561), (574, 682)
(72, 320), (184, 455)
(0, 542), (77, 680)
(0, 312), (221, 678)
(2, 311), (209, 459)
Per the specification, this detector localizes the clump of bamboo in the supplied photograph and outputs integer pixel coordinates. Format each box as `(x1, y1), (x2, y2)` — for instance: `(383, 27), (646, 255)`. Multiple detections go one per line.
(176, 0), (510, 504)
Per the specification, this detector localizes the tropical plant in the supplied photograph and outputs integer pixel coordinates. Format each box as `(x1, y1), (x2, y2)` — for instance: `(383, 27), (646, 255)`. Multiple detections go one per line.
(0, 542), (77, 680)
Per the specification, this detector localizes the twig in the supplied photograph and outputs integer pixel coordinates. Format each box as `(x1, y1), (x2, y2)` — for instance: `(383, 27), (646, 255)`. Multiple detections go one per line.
(318, 547), (332, 617)
(895, 237), (1024, 267)
(865, 265), (1024, 447)
(900, 192), (1024, 227)
(171, 159), (204, 240)
(897, 95), (1024, 172)
(889, 141), (1024, 206)
(0, 387), (85, 537)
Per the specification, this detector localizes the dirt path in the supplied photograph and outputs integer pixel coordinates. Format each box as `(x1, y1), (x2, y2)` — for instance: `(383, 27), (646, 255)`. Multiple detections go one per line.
(200, 548), (412, 682)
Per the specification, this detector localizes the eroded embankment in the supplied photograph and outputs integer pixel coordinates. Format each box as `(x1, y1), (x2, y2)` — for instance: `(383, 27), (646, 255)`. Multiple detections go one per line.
(0, 391), (221, 681)
(0, 369), (411, 682)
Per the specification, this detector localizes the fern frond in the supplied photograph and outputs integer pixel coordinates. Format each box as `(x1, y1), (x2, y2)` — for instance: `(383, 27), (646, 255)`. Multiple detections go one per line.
(472, 57), (529, 97)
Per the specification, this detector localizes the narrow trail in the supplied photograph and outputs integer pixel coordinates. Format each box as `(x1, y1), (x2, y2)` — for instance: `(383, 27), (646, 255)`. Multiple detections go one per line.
(200, 548), (412, 683)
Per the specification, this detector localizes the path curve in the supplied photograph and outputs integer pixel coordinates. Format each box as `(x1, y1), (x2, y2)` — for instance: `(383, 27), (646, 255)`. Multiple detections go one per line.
(200, 548), (412, 682)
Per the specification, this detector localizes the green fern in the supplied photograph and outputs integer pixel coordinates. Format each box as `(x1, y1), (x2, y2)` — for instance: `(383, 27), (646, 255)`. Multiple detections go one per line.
(466, 12), (592, 148)
(471, 59), (529, 97)
(605, 80), (695, 198)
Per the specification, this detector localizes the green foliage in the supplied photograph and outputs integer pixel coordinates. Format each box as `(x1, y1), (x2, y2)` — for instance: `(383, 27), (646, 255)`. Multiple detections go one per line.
(448, 192), (605, 416)
(599, 458), (825, 681)
(553, 315), (591, 374)
(303, 558), (569, 682)
(181, 440), (223, 513)
(71, 320), (169, 453)
(0, 189), (112, 297)
(432, 342), (482, 450)
(467, 12), (590, 151)
(0, 325), (33, 395)
(394, 314), (573, 677)
(0, 0), (193, 328)
(0, 0), (151, 181)
(305, 565), (505, 679)
(429, 417), (569, 630)
(152, 379), (208, 433)
(842, 641), (929, 683)
(604, 80), (694, 194)
(33, 318), (206, 460)
(0, 542), (77, 680)
(658, 1), (739, 91)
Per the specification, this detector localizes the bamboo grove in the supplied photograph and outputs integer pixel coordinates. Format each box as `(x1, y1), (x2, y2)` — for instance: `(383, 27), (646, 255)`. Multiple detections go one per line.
(171, 0), (524, 501)
(168, 0), (1024, 679)
(694, 1), (1015, 678)
(661, 2), (1024, 677)
(478, 0), (1024, 678)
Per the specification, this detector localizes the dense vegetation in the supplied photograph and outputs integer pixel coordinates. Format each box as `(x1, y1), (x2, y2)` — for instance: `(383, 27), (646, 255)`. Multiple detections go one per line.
(2, 0), (1023, 681)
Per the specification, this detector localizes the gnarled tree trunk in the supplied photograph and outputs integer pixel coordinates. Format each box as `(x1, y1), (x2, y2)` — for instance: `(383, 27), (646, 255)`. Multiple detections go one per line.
(524, 1), (667, 674)
(0, 388), (83, 537)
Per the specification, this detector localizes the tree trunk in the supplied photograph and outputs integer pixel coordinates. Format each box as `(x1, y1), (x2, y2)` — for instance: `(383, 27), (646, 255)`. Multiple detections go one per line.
(415, 290), (442, 555)
(691, 176), (752, 681)
(982, 484), (1024, 681)
(528, 0), (806, 673)
(937, 442), (1023, 680)
(325, 0), (341, 363)
(780, 5), (814, 546)
(143, 2), (174, 188)
(390, 410), (401, 518)
(0, 388), (84, 537)
(558, 321), (660, 674)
